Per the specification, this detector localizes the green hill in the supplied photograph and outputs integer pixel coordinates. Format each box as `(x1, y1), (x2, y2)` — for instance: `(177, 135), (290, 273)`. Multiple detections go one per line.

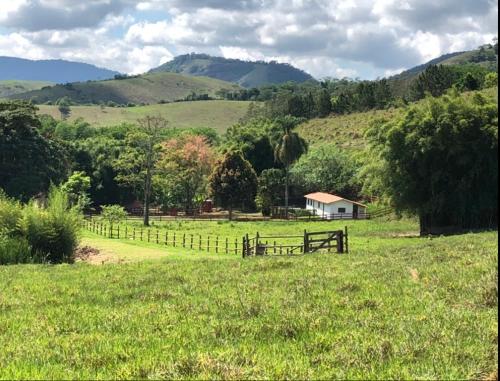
(150, 53), (314, 88)
(297, 86), (498, 150)
(37, 100), (251, 133)
(0, 80), (53, 98)
(388, 44), (497, 97)
(10, 72), (241, 105)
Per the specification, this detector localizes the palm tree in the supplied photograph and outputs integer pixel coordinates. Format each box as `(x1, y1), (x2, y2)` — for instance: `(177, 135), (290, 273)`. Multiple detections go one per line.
(274, 116), (308, 218)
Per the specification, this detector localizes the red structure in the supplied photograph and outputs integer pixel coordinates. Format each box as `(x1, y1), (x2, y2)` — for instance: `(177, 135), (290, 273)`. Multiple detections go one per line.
(201, 199), (213, 213)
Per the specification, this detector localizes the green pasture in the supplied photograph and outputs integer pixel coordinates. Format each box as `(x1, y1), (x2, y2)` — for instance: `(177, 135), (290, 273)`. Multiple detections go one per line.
(0, 219), (497, 379)
(37, 100), (251, 132)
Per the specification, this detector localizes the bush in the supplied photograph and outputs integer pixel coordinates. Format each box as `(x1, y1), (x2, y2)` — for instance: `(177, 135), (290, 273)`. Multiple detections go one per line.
(18, 188), (82, 264)
(101, 205), (127, 226)
(0, 192), (22, 234)
(0, 236), (43, 265)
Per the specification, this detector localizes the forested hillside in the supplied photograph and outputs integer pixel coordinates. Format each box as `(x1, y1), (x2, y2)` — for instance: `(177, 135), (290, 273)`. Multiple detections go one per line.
(150, 53), (314, 88)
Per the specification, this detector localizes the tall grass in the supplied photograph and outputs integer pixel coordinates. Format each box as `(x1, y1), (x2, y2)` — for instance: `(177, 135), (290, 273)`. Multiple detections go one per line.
(0, 187), (82, 264)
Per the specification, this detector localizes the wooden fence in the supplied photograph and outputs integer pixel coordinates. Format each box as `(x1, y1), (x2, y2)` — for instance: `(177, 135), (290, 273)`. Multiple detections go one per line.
(242, 228), (349, 257)
(83, 219), (242, 255)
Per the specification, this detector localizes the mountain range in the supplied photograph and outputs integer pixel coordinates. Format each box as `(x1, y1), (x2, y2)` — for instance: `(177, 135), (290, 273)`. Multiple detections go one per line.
(1, 45), (496, 105)
(0, 57), (119, 83)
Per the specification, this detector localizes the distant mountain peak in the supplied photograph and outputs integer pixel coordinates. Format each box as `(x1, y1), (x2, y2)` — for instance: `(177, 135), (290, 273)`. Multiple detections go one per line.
(150, 53), (315, 88)
(0, 56), (120, 84)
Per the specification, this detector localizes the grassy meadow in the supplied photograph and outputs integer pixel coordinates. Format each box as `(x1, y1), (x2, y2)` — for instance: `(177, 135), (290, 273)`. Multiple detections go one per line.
(37, 100), (251, 132)
(0, 80), (53, 98)
(0, 218), (497, 379)
(13, 72), (241, 105)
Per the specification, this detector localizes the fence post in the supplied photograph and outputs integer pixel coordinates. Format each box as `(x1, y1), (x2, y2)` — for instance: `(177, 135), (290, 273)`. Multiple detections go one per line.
(147, 229), (151, 243)
(303, 229), (308, 253)
(166, 231), (169, 245)
(117, 225), (120, 239)
(255, 232), (259, 256)
(345, 226), (349, 254)
(215, 236), (219, 254)
(242, 236), (246, 258)
(235, 238), (238, 254)
(190, 234), (194, 250)
(225, 238), (228, 254)
(173, 232), (176, 247)
(125, 226), (127, 239)
(199, 235), (202, 251)
(140, 228), (143, 241)
(207, 236), (210, 252)
(182, 233), (186, 248)
(337, 230), (344, 253)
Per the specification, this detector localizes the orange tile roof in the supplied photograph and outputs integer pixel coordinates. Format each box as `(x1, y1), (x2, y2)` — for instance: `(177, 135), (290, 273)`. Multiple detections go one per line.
(305, 192), (367, 207)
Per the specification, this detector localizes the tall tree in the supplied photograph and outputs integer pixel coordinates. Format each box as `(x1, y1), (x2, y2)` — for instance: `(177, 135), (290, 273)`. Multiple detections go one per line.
(0, 101), (69, 200)
(366, 91), (498, 234)
(273, 116), (308, 217)
(208, 151), (257, 220)
(114, 116), (167, 226)
(157, 135), (216, 213)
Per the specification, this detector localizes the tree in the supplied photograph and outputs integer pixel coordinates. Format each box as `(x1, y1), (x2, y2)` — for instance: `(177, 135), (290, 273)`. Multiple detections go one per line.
(114, 116), (168, 226)
(459, 72), (480, 91)
(273, 116), (308, 217)
(0, 101), (69, 201)
(484, 72), (498, 88)
(61, 171), (91, 211)
(223, 118), (279, 174)
(209, 151), (257, 220)
(290, 145), (361, 200)
(410, 65), (456, 100)
(56, 97), (72, 120)
(156, 135), (216, 213)
(315, 89), (332, 117)
(101, 205), (128, 227)
(255, 168), (285, 216)
(365, 91), (498, 234)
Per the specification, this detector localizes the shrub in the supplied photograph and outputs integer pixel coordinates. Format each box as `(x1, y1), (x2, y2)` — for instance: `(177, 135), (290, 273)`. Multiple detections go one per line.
(101, 205), (128, 226)
(0, 236), (44, 265)
(18, 188), (82, 264)
(0, 192), (22, 234)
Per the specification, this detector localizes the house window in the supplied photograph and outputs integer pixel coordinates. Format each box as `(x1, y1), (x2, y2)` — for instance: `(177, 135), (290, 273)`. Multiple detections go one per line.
(338, 207), (346, 213)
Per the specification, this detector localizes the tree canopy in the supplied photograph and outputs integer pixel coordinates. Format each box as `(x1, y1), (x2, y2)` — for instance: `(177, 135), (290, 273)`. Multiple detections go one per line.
(366, 91), (498, 234)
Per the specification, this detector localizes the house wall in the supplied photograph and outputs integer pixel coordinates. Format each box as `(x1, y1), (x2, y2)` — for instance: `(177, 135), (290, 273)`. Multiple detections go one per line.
(305, 198), (367, 218)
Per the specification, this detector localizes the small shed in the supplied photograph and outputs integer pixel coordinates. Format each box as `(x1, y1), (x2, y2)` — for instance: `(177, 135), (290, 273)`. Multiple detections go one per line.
(305, 192), (367, 219)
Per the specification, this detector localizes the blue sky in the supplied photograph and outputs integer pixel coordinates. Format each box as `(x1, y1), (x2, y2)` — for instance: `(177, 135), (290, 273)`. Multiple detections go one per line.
(0, 0), (497, 79)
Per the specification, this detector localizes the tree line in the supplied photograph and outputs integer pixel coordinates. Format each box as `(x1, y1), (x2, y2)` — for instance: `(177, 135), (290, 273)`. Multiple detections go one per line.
(1, 72), (497, 234)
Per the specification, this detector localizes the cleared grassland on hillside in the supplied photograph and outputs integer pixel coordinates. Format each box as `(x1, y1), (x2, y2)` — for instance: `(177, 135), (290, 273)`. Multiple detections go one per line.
(0, 80), (53, 98)
(13, 72), (241, 105)
(0, 219), (497, 379)
(298, 87), (498, 149)
(37, 100), (251, 132)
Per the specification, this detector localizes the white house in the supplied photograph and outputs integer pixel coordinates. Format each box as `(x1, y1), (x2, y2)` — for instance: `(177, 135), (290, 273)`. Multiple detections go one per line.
(305, 192), (368, 219)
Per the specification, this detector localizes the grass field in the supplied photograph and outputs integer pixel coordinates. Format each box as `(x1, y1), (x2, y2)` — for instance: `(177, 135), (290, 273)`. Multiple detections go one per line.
(12, 72), (241, 105)
(0, 219), (497, 379)
(37, 100), (251, 132)
(0, 80), (53, 98)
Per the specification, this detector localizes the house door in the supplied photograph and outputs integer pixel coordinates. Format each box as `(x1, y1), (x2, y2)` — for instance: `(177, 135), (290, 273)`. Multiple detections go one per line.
(353, 204), (359, 219)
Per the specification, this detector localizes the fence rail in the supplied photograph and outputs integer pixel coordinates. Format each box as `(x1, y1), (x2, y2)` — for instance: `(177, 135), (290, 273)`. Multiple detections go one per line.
(83, 219), (242, 255)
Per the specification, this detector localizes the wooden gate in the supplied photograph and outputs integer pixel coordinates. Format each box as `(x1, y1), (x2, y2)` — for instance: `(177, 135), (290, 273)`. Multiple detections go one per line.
(242, 227), (348, 257)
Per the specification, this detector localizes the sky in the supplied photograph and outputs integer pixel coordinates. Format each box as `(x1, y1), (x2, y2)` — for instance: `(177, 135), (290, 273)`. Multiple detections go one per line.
(0, 0), (497, 79)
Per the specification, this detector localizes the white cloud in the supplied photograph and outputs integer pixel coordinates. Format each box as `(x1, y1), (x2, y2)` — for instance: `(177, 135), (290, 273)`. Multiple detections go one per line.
(0, 0), (497, 78)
